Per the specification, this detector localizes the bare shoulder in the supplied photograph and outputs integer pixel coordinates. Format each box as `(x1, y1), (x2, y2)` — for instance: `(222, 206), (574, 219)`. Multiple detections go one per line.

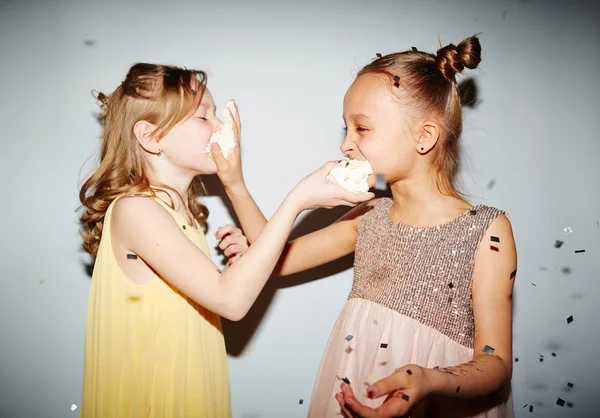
(112, 195), (174, 233)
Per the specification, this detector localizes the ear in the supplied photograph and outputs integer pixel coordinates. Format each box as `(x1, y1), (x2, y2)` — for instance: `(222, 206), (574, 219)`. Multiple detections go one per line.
(416, 120), (441, 154)
(133, 120), (160, 154)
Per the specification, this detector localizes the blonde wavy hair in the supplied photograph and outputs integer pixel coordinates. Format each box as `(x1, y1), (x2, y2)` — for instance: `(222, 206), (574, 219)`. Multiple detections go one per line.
(79, 63), (210, 257)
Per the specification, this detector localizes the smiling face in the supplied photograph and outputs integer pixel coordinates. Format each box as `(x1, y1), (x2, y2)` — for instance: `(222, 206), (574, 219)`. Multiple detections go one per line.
(157, 87), (224, 175)
(341, 73), (420, 185)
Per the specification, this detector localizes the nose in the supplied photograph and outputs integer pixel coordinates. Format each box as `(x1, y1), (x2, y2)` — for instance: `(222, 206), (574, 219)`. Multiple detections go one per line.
(213, 117), (224, 133)
(340, 136), (355, 155)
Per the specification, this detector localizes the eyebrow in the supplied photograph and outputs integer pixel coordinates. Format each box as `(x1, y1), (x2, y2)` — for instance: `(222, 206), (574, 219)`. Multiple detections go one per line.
(343, 113), (370, 121)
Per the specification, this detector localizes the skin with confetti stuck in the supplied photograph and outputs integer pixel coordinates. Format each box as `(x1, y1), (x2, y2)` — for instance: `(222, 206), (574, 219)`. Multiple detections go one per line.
(78, 64), (373, 417)
(216, 36), (516, 418)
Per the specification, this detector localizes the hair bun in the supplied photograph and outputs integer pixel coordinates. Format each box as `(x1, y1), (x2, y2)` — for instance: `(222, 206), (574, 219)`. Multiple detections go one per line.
(436, 36), (481, 81)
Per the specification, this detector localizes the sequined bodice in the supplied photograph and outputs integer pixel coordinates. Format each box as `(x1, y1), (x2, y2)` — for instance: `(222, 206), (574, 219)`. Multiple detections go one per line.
(348, 198), (505, 348)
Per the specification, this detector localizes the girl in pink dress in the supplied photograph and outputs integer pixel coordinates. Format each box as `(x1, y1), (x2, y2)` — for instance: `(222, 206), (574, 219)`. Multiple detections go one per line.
(215, 35), (515, 418)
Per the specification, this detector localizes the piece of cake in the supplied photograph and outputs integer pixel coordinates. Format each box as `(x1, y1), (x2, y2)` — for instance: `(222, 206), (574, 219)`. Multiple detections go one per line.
(327, 157), (373, 194)
(206, 99), (237, 159)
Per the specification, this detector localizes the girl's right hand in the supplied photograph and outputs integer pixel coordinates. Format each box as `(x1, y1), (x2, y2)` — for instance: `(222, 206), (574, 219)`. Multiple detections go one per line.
(290, 161), (375, 211)
(213, 102), (244, 189)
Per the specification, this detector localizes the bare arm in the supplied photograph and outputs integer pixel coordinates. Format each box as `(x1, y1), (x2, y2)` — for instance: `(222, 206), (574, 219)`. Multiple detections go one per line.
(425, 214), (516, 397)
(113, 194), (303, 321)
(223, 182), (373, 276)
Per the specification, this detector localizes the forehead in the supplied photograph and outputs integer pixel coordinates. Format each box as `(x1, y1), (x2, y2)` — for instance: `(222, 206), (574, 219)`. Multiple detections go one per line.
(344, 74), (393, 113)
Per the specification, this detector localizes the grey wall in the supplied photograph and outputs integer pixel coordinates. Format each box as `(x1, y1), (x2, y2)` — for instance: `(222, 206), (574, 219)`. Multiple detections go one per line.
(1, 0), (598, 416)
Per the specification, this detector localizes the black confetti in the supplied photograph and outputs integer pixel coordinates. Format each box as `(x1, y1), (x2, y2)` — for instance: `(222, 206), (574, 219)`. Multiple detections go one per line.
(83, 39), (95, 47)
(407, 369), (413, 375)
(557, 398), (565, 407)
(567, 382), (574, 388)
(345, 335), (353, 342)
(567, 315), (573, 324)
(380, 343), (388, 348)
(376, 53), (382, 58)
(491, 236), (500, 243)
(487, 179), (496, 190)
(531, 283), (537, 287)
(393, 75), (400, 87)
(574, 249), (585, 253)
(529, 405), (534, 412)
(411, 46), (417, 51)
(555, 240), (564, 248)
(515, 357), (519, 362)
(182, 225), (187, 230)
(216, 268), (222, 274)
(539, 357), (544, 362)
(448, 282), (454, 289)
(343, 377), (351, 385)
(482, 345), (495, 354)
(552, 352), (557, 357)
(127, 254), (138, 260)
(299, 399), (304, 405)
(567, 402), (574, 408)
(469, 209), (477, 215)
(523, 404), (528, 409)
(401, 394), (410, 402)
(510, 269), (517, 279)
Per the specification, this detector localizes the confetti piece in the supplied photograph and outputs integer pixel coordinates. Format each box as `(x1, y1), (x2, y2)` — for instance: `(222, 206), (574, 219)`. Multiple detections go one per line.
(448, 282), (454, 289)
(491, 236), (500, 243)
(39, 278), (45, 285)
(482, 345), (495, 354)
(380, 343), (388, 348)
(401, 394), (410, 402)
(552, 352), (557, 357)
(343, 377), (351, 385)
(469, 209), (477, 215)
(564, 227), (573, 235)
(531, 283), (537, 287)
(380, 361), (387, 366)
(376, 53), (382, 58)
(567, 315), (573, 324)
(244, 347), (254, 356)
(83, 40), (95, 47)
(554, 240), (564, 248)
(515, 358), (519, 362)
(299, 399), (304, 405)
(574, 249), (585, 253)
(346, 347), (353, 354)
(406, 369), (413, 375)
(557, 398), (565, 407)
(490, 246), (499, 252)
(393, 75), (400, 87)
(523, 404), (528, 409)
(182, 225), (187, 230)
(567, 382), (574, 388)
(128, 296), (140, 302)
(411, 47), (417, 51)
(529, 405), (533, 412)
(567, 402), (574, 408)
(456, 386), (460, 393)
(487, 179), (496, 190)
(510, 269), (517, 279)
(127, 254), (138, 260)
(345, 335), (353, 342)
(539, 357), (544, 362)
(71, 404), (78, 411)
(216, 268), (222, 274)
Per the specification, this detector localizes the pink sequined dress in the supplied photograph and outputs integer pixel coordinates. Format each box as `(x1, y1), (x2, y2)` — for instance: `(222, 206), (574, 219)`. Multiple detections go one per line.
(308, 198), (514, 417)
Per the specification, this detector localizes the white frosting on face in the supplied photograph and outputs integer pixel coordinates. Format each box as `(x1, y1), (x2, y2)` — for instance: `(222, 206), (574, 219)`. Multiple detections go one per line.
(206, 99), (237, 159)
(327, 157), (373, 194)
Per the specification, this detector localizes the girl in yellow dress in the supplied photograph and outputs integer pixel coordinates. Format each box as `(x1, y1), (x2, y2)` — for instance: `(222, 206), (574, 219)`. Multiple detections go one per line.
(78, 63), (373, 417)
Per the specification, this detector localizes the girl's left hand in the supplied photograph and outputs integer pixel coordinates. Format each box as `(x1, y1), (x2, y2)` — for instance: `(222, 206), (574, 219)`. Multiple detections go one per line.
(335, 365), (430, 418)
(215, 224), (248, 265)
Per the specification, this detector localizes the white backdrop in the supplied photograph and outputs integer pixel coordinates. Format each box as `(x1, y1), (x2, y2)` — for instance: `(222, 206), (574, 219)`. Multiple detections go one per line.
(1, 0), (599, 417)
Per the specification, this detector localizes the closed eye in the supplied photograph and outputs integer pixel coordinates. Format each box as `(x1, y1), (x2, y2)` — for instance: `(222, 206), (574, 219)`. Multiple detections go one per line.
(197, 117), (207, 121)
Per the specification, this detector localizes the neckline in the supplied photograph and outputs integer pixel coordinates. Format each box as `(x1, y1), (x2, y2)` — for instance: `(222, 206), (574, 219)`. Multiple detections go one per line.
(152, 196), (199, 230)
(385, 200), (480, 231)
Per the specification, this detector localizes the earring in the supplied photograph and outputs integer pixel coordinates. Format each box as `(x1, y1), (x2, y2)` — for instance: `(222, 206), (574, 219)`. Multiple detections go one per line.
(420, 147), (425, 152)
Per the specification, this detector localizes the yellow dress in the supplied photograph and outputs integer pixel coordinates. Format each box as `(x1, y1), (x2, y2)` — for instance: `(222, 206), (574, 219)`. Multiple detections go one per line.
(81, 196), (231, 417)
